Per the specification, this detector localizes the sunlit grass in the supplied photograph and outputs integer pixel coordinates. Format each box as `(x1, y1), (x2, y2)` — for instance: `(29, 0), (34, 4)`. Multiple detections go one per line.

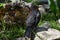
(38, 20), (60, 31)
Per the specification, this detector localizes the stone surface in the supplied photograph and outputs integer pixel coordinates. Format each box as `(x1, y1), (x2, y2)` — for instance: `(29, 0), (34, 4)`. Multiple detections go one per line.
(34, 28), (60, 40)
(38, 5), (46, 14)
(58, 19), (60, 23)
(34, 22), (60, 40)
(24, 2), (32, 7)
(16, 37), (25, 40)
(16, 37), (31, 40)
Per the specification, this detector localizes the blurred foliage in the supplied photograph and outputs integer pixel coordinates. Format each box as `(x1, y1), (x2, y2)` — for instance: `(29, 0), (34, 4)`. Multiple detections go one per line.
(49, 21), (60, 31)
(50, 0), (57, 13)
(26, 0), (32, 3)
(38, 20), (60, 31)
(41, 13), (60, 21)
(0, 20), (25, 39)
(0, 24), (25, 40)
(0, 3), (4, 8)
(57, 0), (60, 11)
(49, 0), (58, 21)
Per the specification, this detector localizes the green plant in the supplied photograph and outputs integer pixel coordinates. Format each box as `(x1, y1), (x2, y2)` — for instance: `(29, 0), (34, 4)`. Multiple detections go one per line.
(49, 0), (60, 20)
(26, 0), (32, 3)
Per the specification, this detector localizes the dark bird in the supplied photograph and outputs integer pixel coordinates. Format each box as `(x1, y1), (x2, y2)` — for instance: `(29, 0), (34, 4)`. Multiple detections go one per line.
(25, 4), (41, 40)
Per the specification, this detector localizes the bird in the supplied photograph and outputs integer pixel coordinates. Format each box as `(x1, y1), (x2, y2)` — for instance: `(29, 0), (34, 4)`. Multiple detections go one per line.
(25, 4), (41, 40)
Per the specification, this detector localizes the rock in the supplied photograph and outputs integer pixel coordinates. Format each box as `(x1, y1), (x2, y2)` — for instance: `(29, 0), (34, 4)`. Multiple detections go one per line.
(57, 19), (60, 23)
(36, 22), (51, 32)
(34, 28), (60, 40)
(16, 37), (25, 40)
(43, 4), (50, 10)
(16, 37), (31, 40)
(38, 5), (46, 14)
(11, 0), (20, 3)
(24, 2), (32, 7)
(34, 22), (60, 40)
(39, 21), (51, 28)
